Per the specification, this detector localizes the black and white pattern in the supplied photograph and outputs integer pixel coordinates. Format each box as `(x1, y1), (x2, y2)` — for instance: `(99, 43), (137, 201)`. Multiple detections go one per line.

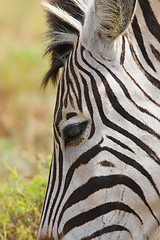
(38, 0), (160, 239)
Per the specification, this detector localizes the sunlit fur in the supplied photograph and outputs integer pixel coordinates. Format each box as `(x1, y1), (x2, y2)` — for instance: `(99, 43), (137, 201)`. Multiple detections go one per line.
(38, 0), (160, 239)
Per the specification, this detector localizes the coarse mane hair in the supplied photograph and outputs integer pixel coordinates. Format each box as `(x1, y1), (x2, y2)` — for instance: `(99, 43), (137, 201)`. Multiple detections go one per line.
(42, 0), (87, 87)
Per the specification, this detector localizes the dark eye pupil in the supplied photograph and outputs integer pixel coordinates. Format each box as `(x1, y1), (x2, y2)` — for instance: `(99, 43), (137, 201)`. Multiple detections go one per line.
(63, 121), (88, 146)
(67, 125), (81, 138)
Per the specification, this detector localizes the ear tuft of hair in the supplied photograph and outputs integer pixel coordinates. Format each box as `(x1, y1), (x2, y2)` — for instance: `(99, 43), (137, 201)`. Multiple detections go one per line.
(95, 0), (136, 41)
(42, 0), (86, 88)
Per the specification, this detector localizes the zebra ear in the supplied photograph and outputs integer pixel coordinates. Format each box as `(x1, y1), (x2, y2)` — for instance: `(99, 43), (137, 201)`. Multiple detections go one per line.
(94, 0), (137, 40)
(81, 0), (137, 55)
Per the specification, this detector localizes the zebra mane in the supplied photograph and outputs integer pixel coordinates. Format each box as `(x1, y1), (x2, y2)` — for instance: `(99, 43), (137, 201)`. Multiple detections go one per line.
(42, 0), (87, 87)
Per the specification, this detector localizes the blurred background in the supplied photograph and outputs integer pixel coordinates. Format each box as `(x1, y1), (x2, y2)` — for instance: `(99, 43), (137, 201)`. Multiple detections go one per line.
(0, 0), (56, 182)
(0, 1), (160, 239)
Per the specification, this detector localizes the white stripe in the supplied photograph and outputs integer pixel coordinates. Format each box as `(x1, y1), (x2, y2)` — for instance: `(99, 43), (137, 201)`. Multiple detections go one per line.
(41, 1), (82, 31)
(71, 0), (88, 12)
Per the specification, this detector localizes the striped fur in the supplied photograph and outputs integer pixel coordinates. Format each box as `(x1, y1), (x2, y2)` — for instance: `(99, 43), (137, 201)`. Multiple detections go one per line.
(38, 0), (160, 239)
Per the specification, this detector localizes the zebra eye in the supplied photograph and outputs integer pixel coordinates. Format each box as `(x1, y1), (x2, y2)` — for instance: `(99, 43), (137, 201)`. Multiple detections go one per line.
(63, 121), (88, 147)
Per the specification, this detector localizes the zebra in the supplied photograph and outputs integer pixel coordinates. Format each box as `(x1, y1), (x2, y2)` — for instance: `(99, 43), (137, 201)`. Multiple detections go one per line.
(38, 0), (160, 239)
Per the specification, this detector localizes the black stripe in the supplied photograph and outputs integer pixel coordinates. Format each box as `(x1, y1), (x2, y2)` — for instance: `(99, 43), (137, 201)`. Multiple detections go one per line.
(121, 36), (160, 110)
(107, 135), (134, 153)
(59, 175), (159, 226)
(138, 0), (160, 43)
(58, 147), (160, 229)
(98, 64), (160, 139)
(80, 74), (95, 139)
(103, 146), (160, 197)
(122, 54), (160, 108)
(93, 41), (160, 121)
(85, 47), (160, 133)
(80, 45), (160, 164)
(57, 145), (159, 229)
(120, 36), (125, 65)
(62, 202), (142, 236)
(70, 41), (83, 112)
(63, 40), (83, 111)
(51, 0), (84, 24)
(53, 141), (103, 230)
(64, 54), (78, 108)
(132, 16), (156, 72)
(48, 140), (63, 226)
(41, 154), (53, 225)
(54, 79), (61, 119)
(81, 225), (132, 240)
(54, 68), (66, 136)
(98, 160), (115, 167)
(150, 44), (160, 62)
(42, 142), (57, 227)
(129, 42), (160, 90)
(66, 112), (77, 120)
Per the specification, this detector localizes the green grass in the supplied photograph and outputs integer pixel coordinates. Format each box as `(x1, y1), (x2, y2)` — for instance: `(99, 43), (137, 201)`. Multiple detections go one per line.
(0, 156), (50, 240)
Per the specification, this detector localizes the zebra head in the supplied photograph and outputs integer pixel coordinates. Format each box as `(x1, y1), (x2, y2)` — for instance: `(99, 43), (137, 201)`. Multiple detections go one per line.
(38, 0), (160, 239)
